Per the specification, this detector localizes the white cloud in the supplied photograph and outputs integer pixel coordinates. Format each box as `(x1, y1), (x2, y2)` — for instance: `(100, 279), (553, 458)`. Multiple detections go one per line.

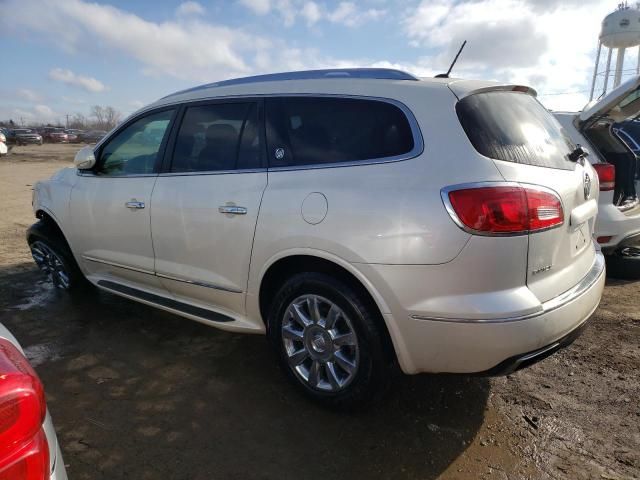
(301, 1), (321, 25)
(328, 2), (386, 27)
(17, 88), (41, 102)
(238, 0), (385, 28)
(404, 0), (614, 111)
(2, 0), (262, 82)
(0, 104), (59, 124)
(49, 68), (107, 93)
(239, 0), (271, 15)
(176, 1), (205, 16)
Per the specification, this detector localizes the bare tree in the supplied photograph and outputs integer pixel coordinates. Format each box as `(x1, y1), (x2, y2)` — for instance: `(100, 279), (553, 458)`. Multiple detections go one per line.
(90, 105), (106, 129)
(69, 113), (88, 129)
(103, 107), (122, 130)
(90, 105), (122, 130)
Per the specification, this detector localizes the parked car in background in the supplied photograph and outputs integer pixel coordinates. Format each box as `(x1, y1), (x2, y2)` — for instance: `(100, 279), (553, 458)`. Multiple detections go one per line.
(65, 129), (84, 143)
(9, 128), (43, 146)
(0, 323), (68, 479)
(77, 130), (107, 144)
(0, 128), (8, 156)
(28, 68), (605, 407)
(40, 128), (68, 143)
(555, 75), (640, 279)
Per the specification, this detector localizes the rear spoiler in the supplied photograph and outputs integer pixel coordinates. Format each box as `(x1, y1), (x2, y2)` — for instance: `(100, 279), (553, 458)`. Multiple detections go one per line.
(447, 80), (537, 100)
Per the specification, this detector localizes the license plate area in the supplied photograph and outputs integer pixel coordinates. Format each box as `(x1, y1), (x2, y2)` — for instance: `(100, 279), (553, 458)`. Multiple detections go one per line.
(570, 222), (590, 256)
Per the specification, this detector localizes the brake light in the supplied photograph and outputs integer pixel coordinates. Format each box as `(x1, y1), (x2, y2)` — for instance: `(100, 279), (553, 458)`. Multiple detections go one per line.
(0, 339), (48, 480)
(445, 185), (564, 234)
(0, 431), (49, 480)
(592, 163), (615, 191)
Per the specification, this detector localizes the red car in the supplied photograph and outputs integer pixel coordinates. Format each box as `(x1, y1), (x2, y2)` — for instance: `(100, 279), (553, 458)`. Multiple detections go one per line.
(41, 128), (68, 143)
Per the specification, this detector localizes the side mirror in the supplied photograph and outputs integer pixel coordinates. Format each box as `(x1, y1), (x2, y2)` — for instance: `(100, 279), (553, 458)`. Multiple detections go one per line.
(74, 146), (96, 170)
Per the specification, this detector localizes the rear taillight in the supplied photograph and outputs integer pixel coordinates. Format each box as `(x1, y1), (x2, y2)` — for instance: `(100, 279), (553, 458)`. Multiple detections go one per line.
(0, 339), (48, 480)
(445, 185), (564, 235)
(592, 163), (615, 191)
(0, 431), (49, 480)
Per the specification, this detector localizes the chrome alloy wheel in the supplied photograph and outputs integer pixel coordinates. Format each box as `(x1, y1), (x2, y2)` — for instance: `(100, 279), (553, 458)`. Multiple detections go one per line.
(30, 241), (70, 289)
(281, 294), (359, 392)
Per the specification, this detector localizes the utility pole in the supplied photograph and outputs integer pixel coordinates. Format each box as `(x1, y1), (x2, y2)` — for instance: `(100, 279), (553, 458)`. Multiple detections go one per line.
(66, 114), (69, 129)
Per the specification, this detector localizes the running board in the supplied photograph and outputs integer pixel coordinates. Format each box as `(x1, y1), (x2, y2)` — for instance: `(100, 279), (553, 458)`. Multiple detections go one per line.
(97, 280), (234, 323)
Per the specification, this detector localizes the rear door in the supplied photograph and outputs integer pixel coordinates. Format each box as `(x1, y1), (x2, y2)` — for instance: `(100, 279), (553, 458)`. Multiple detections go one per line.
(150, 99), (267, 319)
(456, 90), (598, 302)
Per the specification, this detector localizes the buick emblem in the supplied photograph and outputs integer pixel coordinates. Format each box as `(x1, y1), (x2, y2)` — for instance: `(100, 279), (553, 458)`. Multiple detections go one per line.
(584, 172), (592, 200)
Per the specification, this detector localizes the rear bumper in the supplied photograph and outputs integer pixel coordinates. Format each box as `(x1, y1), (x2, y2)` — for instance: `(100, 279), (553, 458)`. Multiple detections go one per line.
(596, 201), (640, 253)
(361, 252), (606, 374)
(478, 315), (590, 376)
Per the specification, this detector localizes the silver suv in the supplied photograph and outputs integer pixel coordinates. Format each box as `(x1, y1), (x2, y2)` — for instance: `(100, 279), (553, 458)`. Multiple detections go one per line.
(28, 69), (605, 407)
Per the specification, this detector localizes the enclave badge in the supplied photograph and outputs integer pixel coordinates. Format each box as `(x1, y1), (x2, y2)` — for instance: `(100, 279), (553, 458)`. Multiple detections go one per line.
(584, 172), (592, 200)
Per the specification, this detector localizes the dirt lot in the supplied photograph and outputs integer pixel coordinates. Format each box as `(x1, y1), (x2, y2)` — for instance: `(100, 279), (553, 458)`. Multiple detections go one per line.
(0, 144), (638, 480)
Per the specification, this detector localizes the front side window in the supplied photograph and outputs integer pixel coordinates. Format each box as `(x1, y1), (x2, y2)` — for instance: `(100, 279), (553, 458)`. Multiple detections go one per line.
(170, 102), (260, 172)
(97, 109), (174, 176)
(266, 97), (415, 168)
(456, 91), (576, 170)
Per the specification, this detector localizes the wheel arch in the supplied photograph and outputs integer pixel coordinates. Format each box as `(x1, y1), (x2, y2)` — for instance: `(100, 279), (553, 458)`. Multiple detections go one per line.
(256, 251), (399, 364)
(30, 209), (73, 252)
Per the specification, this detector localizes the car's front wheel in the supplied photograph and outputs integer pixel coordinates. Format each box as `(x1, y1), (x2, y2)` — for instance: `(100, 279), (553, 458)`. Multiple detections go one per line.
(27, 222), (88, 291)
(268, 272), (390, 409)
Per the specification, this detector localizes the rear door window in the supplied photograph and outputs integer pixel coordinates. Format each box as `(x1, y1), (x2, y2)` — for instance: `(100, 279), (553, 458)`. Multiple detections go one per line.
(456, 91), (576, 170)
(265, 97), (415, 167)
(170, 102), (260, 173)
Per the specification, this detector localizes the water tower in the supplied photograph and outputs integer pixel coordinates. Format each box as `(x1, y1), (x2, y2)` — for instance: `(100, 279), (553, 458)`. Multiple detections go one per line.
(589, 2), (640, 101)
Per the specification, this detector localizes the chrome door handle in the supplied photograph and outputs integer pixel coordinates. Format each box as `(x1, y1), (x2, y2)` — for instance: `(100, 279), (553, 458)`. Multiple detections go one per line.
(125, 201), (145, 209)
(218, 206), (247, 215)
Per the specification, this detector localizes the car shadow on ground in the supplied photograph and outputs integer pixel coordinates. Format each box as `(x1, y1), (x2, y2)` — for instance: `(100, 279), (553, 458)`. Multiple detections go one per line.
(0, 265), (489, 480)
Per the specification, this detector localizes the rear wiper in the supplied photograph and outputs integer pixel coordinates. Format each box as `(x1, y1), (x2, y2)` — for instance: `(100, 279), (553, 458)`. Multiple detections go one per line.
(568, 144), (589, 163)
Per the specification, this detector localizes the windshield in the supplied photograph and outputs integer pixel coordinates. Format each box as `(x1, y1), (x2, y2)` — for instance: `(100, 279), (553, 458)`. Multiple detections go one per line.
(456, 91), (576, 170)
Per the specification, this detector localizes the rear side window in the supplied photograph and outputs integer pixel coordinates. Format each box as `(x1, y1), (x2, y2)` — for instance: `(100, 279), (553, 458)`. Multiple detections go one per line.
(456, 92), (576, 170)
(265, 97), (414, 167)
(171, 102), (260, 172)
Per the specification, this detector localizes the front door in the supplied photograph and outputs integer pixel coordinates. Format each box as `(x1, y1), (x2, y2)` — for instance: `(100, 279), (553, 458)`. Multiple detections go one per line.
(151, 100), (267, 319)
(69, 108), (176, 291)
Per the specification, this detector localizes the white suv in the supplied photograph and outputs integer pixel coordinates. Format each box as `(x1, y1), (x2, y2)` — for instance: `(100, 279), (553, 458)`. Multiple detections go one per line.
(555, 76), (640, 279)
(29, 69), (605, 407)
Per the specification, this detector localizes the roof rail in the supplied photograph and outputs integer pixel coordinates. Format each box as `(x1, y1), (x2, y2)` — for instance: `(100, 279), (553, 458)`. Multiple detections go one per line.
(164, 68), (420, 99)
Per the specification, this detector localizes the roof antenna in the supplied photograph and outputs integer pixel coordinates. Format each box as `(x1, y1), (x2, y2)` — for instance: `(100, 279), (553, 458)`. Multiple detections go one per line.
(435, 40), (467, 78)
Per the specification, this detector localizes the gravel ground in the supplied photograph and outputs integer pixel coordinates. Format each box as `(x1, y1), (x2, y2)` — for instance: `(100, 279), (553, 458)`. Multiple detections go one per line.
(0, 144), (638, 480)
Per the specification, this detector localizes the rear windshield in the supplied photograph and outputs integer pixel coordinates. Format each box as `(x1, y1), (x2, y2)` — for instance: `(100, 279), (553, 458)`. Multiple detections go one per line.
(456, 91), (576, 170)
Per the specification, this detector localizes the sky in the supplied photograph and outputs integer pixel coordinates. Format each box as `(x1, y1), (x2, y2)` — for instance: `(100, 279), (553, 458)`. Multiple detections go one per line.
(0, 0), (630, 126)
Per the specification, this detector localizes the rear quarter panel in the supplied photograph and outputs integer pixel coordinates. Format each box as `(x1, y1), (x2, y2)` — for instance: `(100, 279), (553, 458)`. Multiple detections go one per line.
(246, 83), (507, 314)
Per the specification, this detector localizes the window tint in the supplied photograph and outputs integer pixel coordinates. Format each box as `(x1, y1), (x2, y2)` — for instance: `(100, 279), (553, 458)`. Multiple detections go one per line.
(171, 102), (260, 172)
(456, 92), (576, 170)
(266, 97), (414, 167)
(98, 109), (174, 175)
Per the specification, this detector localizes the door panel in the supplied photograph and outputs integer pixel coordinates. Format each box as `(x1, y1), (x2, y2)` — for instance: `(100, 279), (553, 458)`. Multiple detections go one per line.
(150, 99), (266, 317)
(151, 172), (267, 315)
(68, 108), (175, 291)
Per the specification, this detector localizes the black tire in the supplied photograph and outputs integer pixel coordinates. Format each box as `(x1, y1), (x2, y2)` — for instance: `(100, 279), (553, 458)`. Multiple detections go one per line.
(605, 250), (640, 280)
(27, 221), (90, 291)
(267, 272), (390, 409)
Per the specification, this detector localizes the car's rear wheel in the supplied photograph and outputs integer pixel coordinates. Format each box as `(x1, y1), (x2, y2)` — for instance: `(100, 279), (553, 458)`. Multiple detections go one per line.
(606, 248), (640, 280)
(27, 222), (89, 291)
(267, 272), (390, 409)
